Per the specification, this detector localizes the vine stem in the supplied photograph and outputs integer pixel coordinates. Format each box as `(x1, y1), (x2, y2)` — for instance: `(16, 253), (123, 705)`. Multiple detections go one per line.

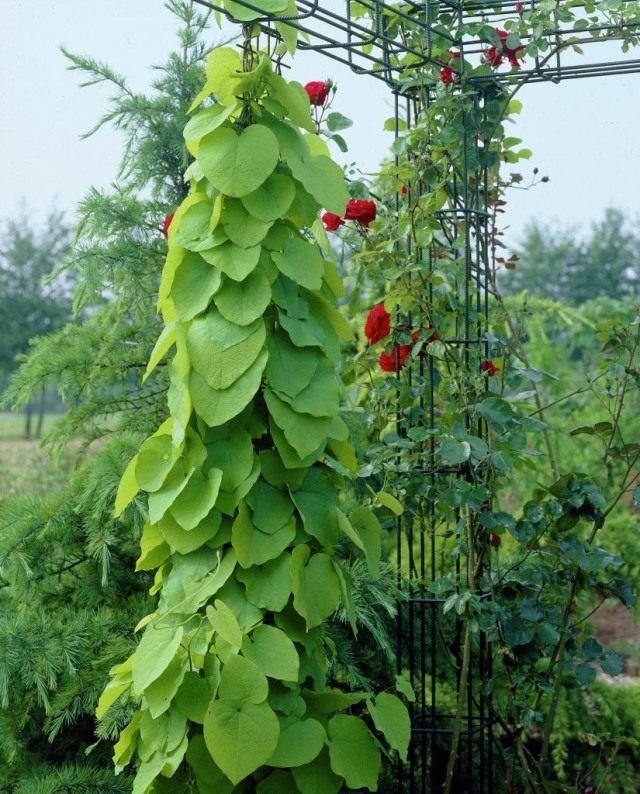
(443, 510), (475, 794)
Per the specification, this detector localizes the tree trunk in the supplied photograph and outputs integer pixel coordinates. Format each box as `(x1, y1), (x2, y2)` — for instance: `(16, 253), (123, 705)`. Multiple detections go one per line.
(36, 387), (46, 439)
(24, 402), (32, 440)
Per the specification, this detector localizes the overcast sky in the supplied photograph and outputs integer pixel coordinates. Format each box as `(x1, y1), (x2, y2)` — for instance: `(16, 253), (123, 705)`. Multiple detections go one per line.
(2, 0), (639, 248)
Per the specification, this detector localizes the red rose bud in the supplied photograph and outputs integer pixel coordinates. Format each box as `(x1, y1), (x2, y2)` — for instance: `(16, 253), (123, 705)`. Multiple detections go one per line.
(425, 329), (439, 343)
(364, 303), (391, 345)
(490, 533), (501, 547)
(480, 359), (500, 376)
(515, 1), (524, 11)
(345, 198), (377, 228)
(401, 185), (408, 196)
(304, 81), (330, 106)
(379, 343), (412, 372)
(439, 66), (455, 84)
(322, 211), (343, 232)
(162, 212), (175, 240)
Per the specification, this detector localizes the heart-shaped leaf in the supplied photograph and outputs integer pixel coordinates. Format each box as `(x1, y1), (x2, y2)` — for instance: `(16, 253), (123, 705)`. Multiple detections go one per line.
(198, 125), (279, 198)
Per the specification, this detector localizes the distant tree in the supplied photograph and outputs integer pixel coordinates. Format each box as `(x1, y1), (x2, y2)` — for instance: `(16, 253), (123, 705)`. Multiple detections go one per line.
(0, 209), (71, 436)
(501, 207), (640, 305)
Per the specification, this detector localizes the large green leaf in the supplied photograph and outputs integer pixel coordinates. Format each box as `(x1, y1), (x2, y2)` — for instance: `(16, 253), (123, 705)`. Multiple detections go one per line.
(158, 510), (222, 555)
(171, 252), (221, 321)
(215, 269), (271, 326)
(201, 241), (261, 281)
(260, 114), (309, 172)
(175, 671), (211, 724)
(292, 748), (342, 794)
(246, 479), (294, 534)
(187, 312), (265, 390)
(288, 154), (349, 215)
(204, 699), (279, 784)
(132, 624), (184, 693)
(271, 236), (325, 291)
(277, 310), (326, 349)
(291, 546), (342, 628)
(145, 649), (188, 719)
(281, 358), (340, 418)
(190, 350), (267, 427)
(268, 717), (325, 767)
(266, 333), (320, 398)
(237, 552), (292, 611)
(184, 103), (238, 143)
(328, 714), (381, 791)
(198, 124), (279, 198)
(259, 449), (306, 490)
(186, 735), (234, 793)
(264, 388), (333, 458)
(223, 200), (274, 248)
(147, 462), (195, 524)
(270, 420), (326, 470)
(241, 172), (296, 222)
(207, 599), (244, 650)
(349, 506), (382, 578)
(242, 625), (299, 681)
(216, 576), (264, 630)
(219, 654), (268, 704)
(205, 426), (256, 493)
(232, 502), (297, 568)
(169, 468), (223, 530)
(267, 72), (315, 132)
(366, 693), (410, 761)
(202, 654), (279, 783)
(291, 469), (340, 545)
(173, 196), (214, 248)
(135, 434), (176, 493)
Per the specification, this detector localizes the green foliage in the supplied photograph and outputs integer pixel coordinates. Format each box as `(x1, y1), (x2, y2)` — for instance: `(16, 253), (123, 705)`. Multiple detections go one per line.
(104, 37), (409, 792)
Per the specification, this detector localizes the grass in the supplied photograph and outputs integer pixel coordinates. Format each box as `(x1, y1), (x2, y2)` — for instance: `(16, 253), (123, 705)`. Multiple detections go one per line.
(0, 412), (72, 497)
(0, 411), (60, 441)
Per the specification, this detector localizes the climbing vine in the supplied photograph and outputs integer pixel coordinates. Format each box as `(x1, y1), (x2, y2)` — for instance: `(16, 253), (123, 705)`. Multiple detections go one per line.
(99, 18), (411, 794)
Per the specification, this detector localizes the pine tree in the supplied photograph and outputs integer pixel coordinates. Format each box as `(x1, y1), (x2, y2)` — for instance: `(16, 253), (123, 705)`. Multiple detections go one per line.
(0, 3), (214, 789)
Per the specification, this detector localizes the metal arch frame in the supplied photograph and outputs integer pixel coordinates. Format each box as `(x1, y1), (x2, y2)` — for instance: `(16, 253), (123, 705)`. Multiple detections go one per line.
(191, 2), (640, 791)
(194, 0), (640, 87)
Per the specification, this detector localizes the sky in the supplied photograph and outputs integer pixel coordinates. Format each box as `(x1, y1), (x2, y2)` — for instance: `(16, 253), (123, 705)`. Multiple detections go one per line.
(2, 0), (640, 248)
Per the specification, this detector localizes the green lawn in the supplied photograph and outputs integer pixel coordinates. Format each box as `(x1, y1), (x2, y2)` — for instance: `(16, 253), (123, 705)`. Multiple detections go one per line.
(0, 411), (60, 441)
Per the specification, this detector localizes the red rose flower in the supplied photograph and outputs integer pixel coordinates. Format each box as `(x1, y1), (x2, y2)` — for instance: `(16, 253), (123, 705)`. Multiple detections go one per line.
(304, 81), (330, 106)
(485, 29), (524, 69)
(490, 533), (501, 547)
(439, 66), (455, 84)
(344, 198), (377, 228)
(162, 212), (175, 239)
(379, 343), (412, 372)
(480, 359), (500, 376)
(364, 303), (391, 344)
(322, 211), (343, 232)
